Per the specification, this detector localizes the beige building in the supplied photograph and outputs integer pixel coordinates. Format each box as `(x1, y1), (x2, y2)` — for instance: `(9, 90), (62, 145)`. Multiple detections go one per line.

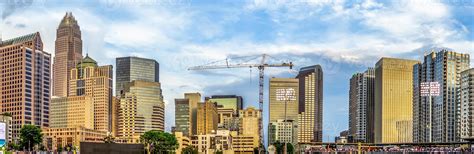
(117, 80), (165, 143)
(0, 32), (51, 140)
(185, 93), (201, 135)
(69, 55), (113, 132)
(374, 57), (419, 143)
(232, 135), (256, 154)
(53, 12), (83, 97)
(43, 126), (107, 151)
(50, 96), (94, 129)
(111, 96), (120, 137)
(197, 101), (218, 135)
(174, 132), (191, 154)
(239, 107), (260, 148)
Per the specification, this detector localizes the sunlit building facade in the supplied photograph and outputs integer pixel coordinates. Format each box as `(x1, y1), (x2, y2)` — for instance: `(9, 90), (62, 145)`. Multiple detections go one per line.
(0, 32), (51, 140)
(117, 80), (165, 143)
(296, 65), (323, 143)
(239, 107), (261, 148)
(197, 101), (218, 135)
(375, 57), (419, 143)
(50, 96), (94, 129)
(268, 119), (297, 145)
(460, 68), (474, 140)
(115, 56), (159, 96)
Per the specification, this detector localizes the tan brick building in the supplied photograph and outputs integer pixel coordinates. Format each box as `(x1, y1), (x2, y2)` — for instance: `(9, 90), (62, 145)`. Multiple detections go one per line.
(197, 101), (218, 135)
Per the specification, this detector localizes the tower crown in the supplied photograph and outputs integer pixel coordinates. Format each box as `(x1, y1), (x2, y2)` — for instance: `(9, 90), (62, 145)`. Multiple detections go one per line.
(77, 54), (98, 69)
(59, 12), (78, 27)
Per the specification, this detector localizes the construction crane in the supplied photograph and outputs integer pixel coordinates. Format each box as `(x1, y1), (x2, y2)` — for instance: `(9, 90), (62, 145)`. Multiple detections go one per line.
(188, 54), (293, 150)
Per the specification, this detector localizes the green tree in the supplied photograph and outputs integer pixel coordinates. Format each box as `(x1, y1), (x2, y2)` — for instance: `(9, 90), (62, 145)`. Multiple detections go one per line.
(181, 146), (198, 154)
(1, 112), (12, 117)
(19, 125), (43, 151)
(7, 142), (20, 151)
(272, 141), (294, 154)
(140, 130), (178, 154)
(103, 133), (115, 143)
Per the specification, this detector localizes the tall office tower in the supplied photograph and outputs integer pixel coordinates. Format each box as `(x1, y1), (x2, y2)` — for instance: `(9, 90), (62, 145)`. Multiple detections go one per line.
(348, 68), (375, 143)
(413, 50), (470, 143)
(50, 96), (94, 129)
(175, 98), (191, 136)
(460, 68), (474, 140)
(111, 96), (119, 137)
(115, 57), (159, 96)
(0, 32), (51, 139)
(69, 55), (113, 132)
(197, 101), (218, 135)
(53, 12), (83, 97)
(118, 80), (165, 142)
(185, 93), (201, 135)
(296, 65), (323, 143)
(374, 58), (419, 143)
(269, 78), (299, 122)
(239, 107), (261, 148)
(207, 95), (243, 111)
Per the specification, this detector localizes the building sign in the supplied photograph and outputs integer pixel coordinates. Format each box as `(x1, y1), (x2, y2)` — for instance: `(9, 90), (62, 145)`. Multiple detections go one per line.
(276, 88), (296, 101)
(0, 122), (5, 147)
(420, 82), (440, 97)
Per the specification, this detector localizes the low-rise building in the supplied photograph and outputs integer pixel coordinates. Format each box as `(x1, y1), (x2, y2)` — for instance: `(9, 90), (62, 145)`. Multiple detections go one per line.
(175, 132), (190, 154)
(43, 126), (107, 151)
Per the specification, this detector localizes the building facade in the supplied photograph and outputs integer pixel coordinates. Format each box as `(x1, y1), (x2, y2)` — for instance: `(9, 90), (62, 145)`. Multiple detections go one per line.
(348, 68), (375, 143)
(374, 57), (419, 143)
(269, 78), (299, 123)
(413, 50), (470, 143)
(174, 132), (190, 154)
(50, 96), (94, 129)
(296, 65), (323, 143)
(69, 55), (113, 132)
(53, 12), (83, 97)
(117, 80), (165, 143)
(185, 93), (201, 136)
(43, 126), (106, 151)
(0, 32), (51, 140)
(175, 98), (191, 137)
(239, 107), (261, 148)
(197, 101), (218, 135)
(460, 68), (474, 140)
(115, 57), (159, 96)
(268, 119), (297, 145)
(207, 95), (243, 112)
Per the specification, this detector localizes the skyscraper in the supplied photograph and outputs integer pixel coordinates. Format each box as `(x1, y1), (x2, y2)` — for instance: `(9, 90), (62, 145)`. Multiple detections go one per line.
(460, 68), (474, 140)
(348, 68), (375, 143)
(69, 55), (113, 132)
(268, 78), (299, 144)
(413, 50), (470, 143)
(206, 95), (243, 131)
(375, 57), (419, 143)
(115, 57), (159, 96)
(175, 98), (192, 136)
(118, 80), (165, 143)
(0, 32), (51, 140)
(197, 101), (218, 135)
(296, 65), (323, 143)
(53, 12), (83, 97)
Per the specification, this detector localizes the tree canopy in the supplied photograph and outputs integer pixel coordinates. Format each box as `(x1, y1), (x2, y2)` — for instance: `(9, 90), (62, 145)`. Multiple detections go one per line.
(272, 141), (294, 154)
(19, 125), (43, 151)
(140, 130), (178, 153)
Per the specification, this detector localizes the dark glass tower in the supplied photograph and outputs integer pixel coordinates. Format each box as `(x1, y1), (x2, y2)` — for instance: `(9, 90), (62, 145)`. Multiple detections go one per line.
(115, 56), (159, 96)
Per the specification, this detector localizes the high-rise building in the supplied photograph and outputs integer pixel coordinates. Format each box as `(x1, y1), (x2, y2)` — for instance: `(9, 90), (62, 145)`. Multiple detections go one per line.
(460, 68), (474, 140)
(53, 12), (83, 97)
(207, 95), (243, 131)
(115, 57), (159, 96)
(117, 80), (165, 143)
(0, 32), (51, 140)
(296, 65), (323, 143)
(413, 50), (470, 143)
(374, 57), (419, 143)
(69, 55), (113, 132)
(185, 93), (201, 135)
(197, 101), (218, 135)
(348, 68), (375, 143)
(269, 78), (299, 123)
(239, 107), (261, 148)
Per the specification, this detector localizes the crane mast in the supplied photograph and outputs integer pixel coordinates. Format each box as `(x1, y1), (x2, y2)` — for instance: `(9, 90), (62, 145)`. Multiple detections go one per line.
(188, 54), (293, 151)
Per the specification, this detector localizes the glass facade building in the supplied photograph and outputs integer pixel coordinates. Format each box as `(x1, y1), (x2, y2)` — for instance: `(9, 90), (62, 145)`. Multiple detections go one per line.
(375, 58), (419, 143)
(115, 57), (159, 96)
(349, 68), (375, 143)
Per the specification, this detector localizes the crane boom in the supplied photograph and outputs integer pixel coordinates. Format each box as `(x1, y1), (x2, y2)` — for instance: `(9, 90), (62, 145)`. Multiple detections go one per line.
(188, 54), (293, 151)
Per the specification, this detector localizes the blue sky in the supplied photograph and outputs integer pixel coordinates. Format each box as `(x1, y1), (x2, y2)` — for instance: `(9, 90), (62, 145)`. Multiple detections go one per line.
(1, 0), (473, 142)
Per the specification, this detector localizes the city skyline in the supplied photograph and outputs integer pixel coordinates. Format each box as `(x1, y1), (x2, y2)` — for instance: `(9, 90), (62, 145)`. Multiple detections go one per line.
(1, 0), (473, 142)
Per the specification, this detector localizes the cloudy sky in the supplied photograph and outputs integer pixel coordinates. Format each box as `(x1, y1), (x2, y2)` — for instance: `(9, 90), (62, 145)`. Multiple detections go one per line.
(1, 0), (473, 142)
